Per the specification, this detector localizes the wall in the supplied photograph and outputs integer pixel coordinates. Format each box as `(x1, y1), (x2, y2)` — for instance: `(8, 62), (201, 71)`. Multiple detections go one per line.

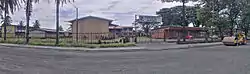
(1, 26), (16, 38)
(72, 18), (110, 40)
(30, 30), (46, 38)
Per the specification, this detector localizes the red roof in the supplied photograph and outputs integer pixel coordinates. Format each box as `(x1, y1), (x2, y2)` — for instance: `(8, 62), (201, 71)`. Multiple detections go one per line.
(153, 26), (203, 31)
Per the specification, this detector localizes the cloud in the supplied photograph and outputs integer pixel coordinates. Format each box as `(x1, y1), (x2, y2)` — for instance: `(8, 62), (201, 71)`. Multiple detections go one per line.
(10, 0), (196, 30)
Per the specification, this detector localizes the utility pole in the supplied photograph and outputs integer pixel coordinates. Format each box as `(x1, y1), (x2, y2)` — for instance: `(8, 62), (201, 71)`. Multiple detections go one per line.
(182, 0), (186, 42)
(134, 15), (138, 43)
(70, 3), (79, 42)
(55, 0), (60, 45)
(76, 8), (79, 42)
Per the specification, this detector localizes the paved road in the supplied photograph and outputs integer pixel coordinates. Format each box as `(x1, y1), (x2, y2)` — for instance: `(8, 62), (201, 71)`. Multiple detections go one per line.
(0, 45), (250, 74)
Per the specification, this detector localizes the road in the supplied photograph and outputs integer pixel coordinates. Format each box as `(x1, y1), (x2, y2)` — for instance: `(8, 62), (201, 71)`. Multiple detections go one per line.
(0, 45), (250, 74)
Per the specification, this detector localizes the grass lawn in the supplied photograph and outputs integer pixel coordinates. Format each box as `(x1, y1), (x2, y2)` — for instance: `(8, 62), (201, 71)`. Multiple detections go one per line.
(0, 38), (135, 48)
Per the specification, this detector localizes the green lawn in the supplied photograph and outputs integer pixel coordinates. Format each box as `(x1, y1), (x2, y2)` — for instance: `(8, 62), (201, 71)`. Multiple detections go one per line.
(0, 37), (135, 48)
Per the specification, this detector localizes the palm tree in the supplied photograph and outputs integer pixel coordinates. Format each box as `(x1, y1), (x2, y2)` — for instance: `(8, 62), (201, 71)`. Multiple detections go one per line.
(0, 0), (24, 41)
(54, 0), (74, 45)
(161, 0), (198, 43)
(24, 0), (73, 44)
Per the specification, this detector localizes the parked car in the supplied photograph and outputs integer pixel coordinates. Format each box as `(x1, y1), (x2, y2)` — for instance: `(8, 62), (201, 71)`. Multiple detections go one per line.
(210, 35), (219, 39)
(185, 35), (193, 39)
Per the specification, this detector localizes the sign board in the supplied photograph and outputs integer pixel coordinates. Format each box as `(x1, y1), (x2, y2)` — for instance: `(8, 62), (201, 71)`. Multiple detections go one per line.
(136, 15), (162, 23)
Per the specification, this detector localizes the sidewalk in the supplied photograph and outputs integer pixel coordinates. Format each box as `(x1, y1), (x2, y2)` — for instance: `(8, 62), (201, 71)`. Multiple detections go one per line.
(0, 42), (223, 52)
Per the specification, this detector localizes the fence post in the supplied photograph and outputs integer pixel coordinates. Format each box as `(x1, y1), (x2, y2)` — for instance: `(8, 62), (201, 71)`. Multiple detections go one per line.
(164, 30), (166, 42)
(150, 32), (152, 43)
(90, 32), (93, 44)
(134, 32), (137, 43)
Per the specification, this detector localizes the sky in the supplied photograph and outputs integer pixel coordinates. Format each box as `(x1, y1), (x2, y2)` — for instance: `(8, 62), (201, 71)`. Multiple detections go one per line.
(9, 0), (197, 30)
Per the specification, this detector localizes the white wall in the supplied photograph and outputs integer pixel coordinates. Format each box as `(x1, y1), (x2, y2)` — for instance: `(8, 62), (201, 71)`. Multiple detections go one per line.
(30, 30), (46, 38)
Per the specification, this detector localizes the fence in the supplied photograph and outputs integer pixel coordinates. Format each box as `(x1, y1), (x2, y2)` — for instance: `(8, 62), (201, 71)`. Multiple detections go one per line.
(0, 31), (221, 45)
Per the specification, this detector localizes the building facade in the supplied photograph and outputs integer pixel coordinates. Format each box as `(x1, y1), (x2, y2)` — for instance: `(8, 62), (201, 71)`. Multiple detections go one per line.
(151, 26), (204, 39)
(69, 16), (113, 40)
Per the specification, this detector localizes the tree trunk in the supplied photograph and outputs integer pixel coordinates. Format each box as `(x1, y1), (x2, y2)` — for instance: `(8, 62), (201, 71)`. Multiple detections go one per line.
(55, 0), (60, 45)
(244, 29), (248, 40)
(25, 0), (31, 44)
(230, 19), (234, 36)
(205, 29), (209, 42)
(181, 0), (186, 42)
(218, 26), (224, 40)
(230, 27), (234, 36)
(3, 1), (8, 41)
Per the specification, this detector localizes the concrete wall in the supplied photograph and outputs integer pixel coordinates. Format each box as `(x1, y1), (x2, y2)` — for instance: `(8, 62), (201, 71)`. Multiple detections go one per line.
(30, 30), (46, 38)
(72, 18), (110, 40)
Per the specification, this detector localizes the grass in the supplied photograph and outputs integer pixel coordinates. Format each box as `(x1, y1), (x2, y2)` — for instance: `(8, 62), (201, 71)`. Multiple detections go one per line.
(0, 38), (135, 48)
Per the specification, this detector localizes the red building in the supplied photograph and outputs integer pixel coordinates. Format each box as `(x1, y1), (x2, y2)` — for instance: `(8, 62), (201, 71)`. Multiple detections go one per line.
(151, 26), (204, 39)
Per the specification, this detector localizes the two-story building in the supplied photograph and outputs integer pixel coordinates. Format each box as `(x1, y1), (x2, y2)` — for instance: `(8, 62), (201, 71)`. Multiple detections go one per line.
(109, 24), (134, 37)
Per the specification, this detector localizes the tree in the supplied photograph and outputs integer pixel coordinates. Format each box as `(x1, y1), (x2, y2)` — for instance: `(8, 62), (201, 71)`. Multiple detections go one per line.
(19, 21), (24, 26)
(51, 0), (74, 45)
(33, 20), (40, 29)
(157, 6), (197, 27)
(2, 16), (12, 25)
(161, 0), (199, 42)
(0, 0), (24, 40)
(23, 0), (74, 44)
(59, 25), (64, 31)
(140, 22), (160, 36)
(238, 0), (250, 39)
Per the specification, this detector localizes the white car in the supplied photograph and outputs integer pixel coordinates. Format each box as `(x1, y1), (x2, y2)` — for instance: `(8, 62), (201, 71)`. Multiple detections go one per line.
(210, 35), (219, 39)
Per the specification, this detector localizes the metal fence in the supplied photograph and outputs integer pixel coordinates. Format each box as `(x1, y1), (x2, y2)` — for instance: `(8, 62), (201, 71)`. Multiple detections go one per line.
(0, 31), (221, 45)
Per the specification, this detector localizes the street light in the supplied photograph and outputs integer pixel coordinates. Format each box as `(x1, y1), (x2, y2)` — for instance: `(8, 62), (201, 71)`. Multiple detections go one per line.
(70, 3), (79, 42)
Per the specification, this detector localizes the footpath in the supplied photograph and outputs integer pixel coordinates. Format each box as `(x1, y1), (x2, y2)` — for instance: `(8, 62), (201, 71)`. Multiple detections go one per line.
(0, 42), (223, 52)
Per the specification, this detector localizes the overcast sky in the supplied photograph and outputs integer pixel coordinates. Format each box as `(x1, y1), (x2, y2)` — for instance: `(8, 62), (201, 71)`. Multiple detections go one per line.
(10, 0), (196, 30)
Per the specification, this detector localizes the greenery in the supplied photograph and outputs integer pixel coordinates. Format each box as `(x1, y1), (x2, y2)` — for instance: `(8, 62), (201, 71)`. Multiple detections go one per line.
(33, 20), (40, 29)
(0, 38), (136, 48)
(159, 0), (250, 41)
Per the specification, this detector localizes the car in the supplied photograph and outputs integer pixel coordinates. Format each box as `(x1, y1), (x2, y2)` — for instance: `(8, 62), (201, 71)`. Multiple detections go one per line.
(210, 35), (219, 39)
(185, 35), (193, 39)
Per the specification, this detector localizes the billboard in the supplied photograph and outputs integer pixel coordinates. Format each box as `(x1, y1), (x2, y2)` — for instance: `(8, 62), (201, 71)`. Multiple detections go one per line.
(136, 15), (162, 23)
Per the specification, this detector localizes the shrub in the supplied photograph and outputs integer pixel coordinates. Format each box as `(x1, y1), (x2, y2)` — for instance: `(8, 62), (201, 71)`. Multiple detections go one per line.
(99, 43), (136, 48)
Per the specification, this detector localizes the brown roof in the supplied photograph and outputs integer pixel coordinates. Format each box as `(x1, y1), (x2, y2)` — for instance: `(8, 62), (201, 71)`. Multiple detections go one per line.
(153, 26), (204, 31)
(67, 16), (113, 23)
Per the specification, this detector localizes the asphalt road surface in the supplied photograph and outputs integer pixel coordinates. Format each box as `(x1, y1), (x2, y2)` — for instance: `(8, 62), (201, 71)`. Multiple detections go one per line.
(0, 45), (250, 74)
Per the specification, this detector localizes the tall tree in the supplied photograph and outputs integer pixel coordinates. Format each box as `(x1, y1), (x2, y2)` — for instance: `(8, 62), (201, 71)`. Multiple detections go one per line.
(33, 20), (40, 29)
(0, 0), (24, 40)
(238, 0), (250, 39)
(23, 0), (74, 44)
(161, 0), (199, 42)
(222, 0), (243, 36)
(4, 16), (12, 25)
(157, 6), (197, 27)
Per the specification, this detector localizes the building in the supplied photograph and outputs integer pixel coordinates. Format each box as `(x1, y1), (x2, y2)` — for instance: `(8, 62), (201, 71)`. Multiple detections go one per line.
(68, 16), (113, 40)
(109, 24), (134, 37)
(1, 25), (27, 37)
(30, 28), (69, 38)
(151, 26), (204, 39)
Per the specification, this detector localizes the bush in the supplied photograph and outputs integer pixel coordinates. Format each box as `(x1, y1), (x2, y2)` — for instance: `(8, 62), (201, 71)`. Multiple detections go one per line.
(0, 38), (136, 48)
(99, 43), (136, 48)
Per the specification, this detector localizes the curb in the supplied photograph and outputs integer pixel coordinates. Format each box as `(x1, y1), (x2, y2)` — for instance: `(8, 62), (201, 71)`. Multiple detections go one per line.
(0, 43), (223, 52)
